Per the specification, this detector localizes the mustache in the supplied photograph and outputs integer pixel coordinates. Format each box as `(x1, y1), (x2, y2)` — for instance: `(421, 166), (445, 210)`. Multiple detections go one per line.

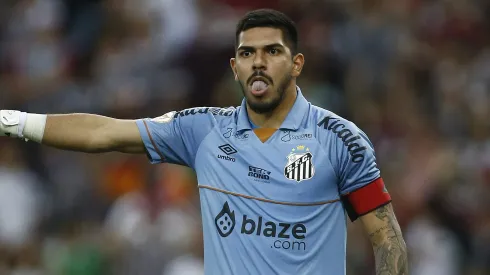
(247, 71), (273, 85)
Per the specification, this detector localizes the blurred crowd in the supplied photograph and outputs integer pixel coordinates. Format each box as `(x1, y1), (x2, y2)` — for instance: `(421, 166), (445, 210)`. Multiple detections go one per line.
(1, 0), (490, 274)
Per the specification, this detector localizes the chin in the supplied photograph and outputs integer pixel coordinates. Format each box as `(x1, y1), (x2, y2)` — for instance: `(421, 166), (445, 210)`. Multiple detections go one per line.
(247, 93), (270, 103)
(247, 98), (281, 114)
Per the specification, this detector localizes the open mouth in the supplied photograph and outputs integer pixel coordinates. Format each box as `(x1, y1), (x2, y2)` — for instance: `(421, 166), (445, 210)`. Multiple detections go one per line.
(249, 77), (270, 96)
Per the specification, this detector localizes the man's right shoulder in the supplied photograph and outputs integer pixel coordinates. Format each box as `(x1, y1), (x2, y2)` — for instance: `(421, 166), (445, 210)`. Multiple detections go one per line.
(172, 106), (237, 119)
(138, 106), (241, 166)
(150, 106), (239, 128)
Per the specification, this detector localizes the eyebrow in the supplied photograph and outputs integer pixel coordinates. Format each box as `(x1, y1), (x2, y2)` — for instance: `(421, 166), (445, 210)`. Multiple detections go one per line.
(237, 43), (285, 52)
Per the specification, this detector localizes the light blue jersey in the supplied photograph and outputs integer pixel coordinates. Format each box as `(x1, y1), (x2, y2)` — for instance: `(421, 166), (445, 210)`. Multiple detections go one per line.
(136, 88), (382, 274)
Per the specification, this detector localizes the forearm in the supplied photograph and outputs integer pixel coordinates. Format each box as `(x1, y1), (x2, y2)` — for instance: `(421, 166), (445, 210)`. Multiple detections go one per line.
(370, 205), (408, 275)
(372, 229), (408, 274)
(374, 246), (408, 275)
(1, 110), (144, 153)
(43, 114), (126, 152)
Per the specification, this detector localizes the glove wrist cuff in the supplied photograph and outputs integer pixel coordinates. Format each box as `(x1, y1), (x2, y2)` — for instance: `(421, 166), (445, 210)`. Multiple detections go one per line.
(0, 110), (27, 138)
(1, 110), (46, 143)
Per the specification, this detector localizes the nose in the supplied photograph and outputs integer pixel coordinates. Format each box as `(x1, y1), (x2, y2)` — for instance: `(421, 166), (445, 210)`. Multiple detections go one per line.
(252, 51), (266, 71)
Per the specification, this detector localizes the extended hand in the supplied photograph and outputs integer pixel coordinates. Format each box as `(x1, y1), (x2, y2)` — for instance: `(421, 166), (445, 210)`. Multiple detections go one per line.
(0, 110), (25, 138)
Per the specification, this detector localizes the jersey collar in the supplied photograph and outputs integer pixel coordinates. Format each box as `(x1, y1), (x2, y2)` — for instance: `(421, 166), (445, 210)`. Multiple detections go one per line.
(237, 86), (309, 131)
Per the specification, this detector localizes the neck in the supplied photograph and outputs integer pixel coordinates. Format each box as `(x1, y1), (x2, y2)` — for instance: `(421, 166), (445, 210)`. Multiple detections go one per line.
(247, 83), (297, 129)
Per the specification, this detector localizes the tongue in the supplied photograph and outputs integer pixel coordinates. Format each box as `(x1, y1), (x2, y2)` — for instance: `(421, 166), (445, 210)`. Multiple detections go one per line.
(252, 80), (268, 92)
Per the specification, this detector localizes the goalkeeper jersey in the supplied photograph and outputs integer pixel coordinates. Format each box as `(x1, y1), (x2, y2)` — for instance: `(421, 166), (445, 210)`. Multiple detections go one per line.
(136, 87), (390, 275)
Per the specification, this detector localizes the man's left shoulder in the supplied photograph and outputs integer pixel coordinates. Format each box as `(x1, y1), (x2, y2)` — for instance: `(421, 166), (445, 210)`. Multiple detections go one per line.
(310, 106), (372, 150)
(308, 105), (360, 134)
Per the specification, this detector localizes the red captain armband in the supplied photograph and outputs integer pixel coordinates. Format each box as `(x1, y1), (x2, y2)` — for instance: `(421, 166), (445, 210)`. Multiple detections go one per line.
(341, 177), (392, 222)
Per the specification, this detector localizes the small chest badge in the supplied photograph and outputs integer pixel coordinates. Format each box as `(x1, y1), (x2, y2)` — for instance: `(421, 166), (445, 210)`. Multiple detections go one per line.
(284, 145), (315, 182)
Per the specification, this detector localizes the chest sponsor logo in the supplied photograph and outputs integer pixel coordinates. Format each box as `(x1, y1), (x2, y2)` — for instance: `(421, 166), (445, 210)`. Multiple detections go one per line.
(223, 128), (233, 138)
(235, 132), (249, 140)
(215, 201), (236, 237)
(223, 128), (249, 140)
(248, 166), (271, 183)
(280, 131), (313, 142)
(284, 145), (315, 182)
(214, 201), (307, 251)
(217, 144), (237, 162)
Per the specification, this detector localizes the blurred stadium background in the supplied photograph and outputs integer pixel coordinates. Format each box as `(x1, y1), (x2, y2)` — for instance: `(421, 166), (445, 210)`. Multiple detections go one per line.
(1, 0), (490, 274)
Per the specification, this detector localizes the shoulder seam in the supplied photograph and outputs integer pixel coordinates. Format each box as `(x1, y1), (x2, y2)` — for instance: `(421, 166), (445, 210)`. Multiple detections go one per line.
(313, 109), (340, 179)
(192, 116), (224, 168)
(314, 128), (340, 180)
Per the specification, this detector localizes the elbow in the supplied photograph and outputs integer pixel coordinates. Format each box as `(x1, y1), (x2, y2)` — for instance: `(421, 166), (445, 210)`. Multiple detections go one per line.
(82, 119), (141, 153)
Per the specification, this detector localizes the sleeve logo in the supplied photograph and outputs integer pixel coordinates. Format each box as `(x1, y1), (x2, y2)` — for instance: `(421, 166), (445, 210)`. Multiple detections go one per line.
(174, 107), (234, 118)
(317, 116), (367, 163)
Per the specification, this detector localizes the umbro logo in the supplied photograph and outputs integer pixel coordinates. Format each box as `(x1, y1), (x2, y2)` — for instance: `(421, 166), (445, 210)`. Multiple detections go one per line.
(217, 144), (237, 162)
(219, 144), (237, 155)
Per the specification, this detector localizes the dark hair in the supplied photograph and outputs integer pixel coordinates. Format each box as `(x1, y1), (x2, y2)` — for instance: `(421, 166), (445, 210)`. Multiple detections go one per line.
(235, 9), (298, 55)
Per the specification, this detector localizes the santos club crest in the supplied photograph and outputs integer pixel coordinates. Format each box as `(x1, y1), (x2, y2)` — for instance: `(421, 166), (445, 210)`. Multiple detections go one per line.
(284, 145), (315, 182)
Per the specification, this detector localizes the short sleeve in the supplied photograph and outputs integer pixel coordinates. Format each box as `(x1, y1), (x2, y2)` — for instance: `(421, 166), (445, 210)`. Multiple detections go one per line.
(336, 125), (380, 195)
(136, 108), (217, 168)
(322, 117), (391, 221)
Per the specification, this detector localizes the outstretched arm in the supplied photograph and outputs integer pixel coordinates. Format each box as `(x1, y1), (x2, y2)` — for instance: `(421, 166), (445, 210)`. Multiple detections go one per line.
(360, 203), (408, 275)
(1, 110), (145, 154)
(43, 114), (144, 153)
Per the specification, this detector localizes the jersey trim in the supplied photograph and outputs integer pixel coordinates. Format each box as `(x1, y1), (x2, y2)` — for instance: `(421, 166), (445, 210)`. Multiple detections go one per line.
(199, 185), (340, 206)
(253, 128), (277, 143)
(341, 177), (391, 221)
(142, 120), (166, 161)
(236, 87), (309, 131)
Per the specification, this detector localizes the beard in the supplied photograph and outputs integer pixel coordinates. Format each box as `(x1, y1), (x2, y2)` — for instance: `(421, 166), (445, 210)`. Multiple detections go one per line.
(239, 72), (293, 114)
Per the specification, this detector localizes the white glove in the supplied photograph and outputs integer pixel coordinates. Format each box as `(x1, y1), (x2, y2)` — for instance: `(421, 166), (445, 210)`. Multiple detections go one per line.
(0, 110), (27, 138)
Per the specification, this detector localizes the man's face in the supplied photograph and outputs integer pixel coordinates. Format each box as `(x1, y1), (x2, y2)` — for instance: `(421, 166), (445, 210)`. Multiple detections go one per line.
(231, 27), (302, 114)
